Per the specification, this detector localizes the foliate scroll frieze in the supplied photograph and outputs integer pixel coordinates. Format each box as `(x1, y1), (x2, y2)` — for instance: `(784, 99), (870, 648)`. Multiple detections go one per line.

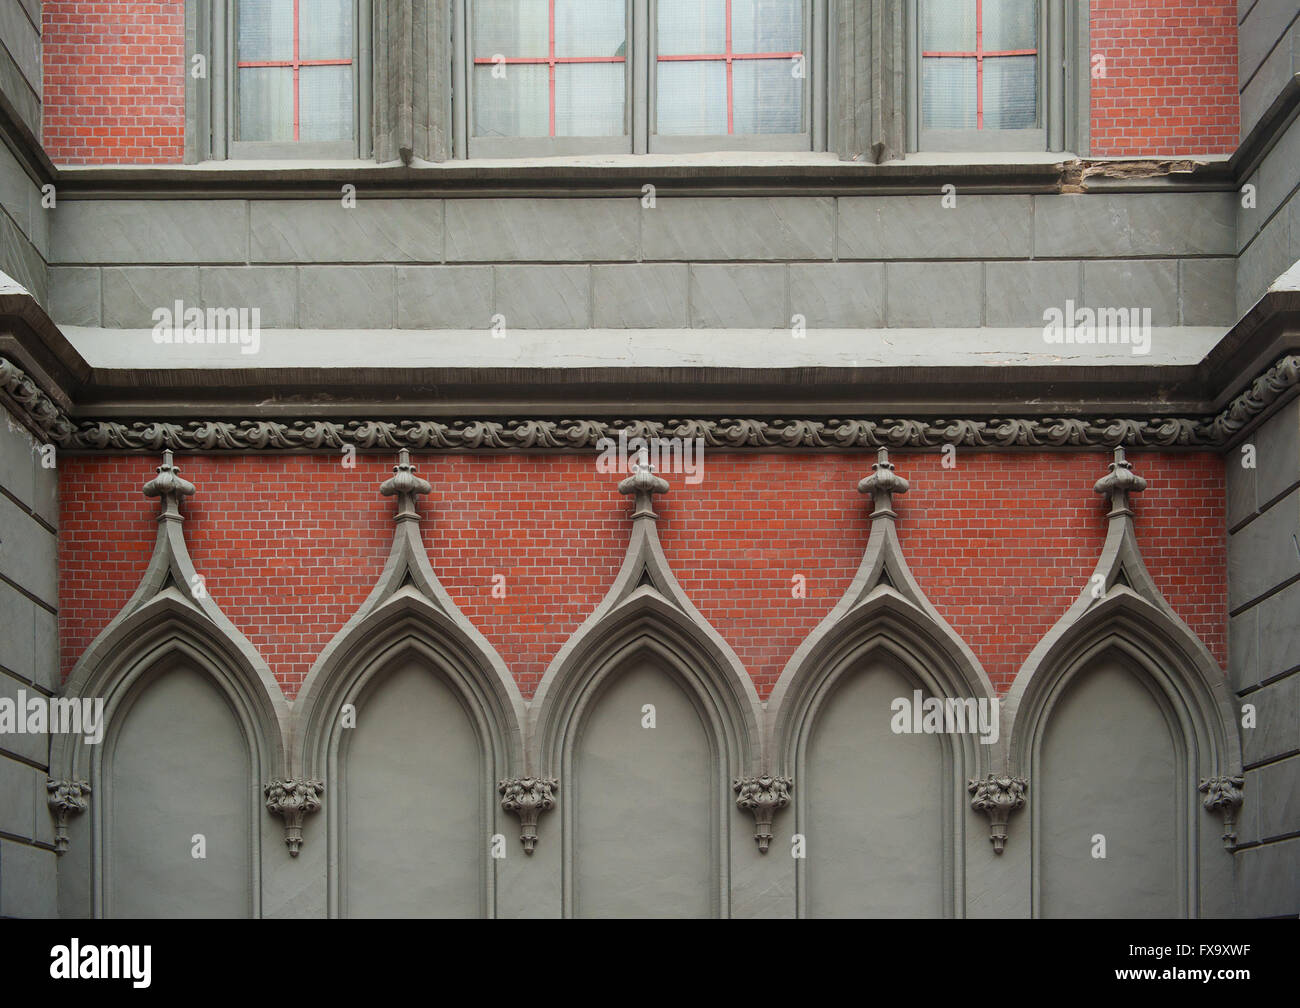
(1198, 775), (1245, 850)
(733, 775), (793, 853)
(264, 778), (324, 857)
(968, 774), (1028, 855)
(498, 777), (558, 855)
(46, 778), (91, 854)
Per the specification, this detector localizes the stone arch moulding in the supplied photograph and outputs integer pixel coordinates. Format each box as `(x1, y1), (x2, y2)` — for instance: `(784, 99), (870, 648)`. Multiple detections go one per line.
(527, 457), (764, 918)
(767, 449), (997, 918)
(1004, 448), (1244, 919)
(49, 452), (290, 919)
(290, 450), (526, 918)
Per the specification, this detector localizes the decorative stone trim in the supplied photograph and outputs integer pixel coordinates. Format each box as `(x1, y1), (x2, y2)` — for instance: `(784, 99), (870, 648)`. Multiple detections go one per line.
(733, 775), (793, 853)
(46, 778), (91, 855)
(1198, 775), (1245, 850)
(498, 777), (559, 855)
(264, 779), (324, 857)
(967, 775), (1028, 855)
(4, 353), (1300, 453)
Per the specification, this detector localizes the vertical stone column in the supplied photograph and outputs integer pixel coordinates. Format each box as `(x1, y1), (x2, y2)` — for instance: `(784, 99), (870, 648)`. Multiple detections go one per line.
(373, 0), (452, 163)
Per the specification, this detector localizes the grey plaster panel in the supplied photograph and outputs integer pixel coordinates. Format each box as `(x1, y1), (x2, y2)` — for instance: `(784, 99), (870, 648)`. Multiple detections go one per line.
(250, 200), (444, 263)
(1229, 606), (1260, 693)
(592, 264), (690, 328)
(1179, 259), (1237, 326)
(1257, 577), (1300, 683)
(1240, 21), (1300, 140)
(0, 141), (32, 239)
(1251, 111), (1300, 241)
(445, 198), (638, 262)
(0, 755), (34, 839)
(200, 266), (297, 328)
(0, 493), (55, 607)
(0, 405), (37, 511)
(985, 260), (1080, 327)
(495, 265), (590, 328)
(102, 267), (201, 329)
(48, 266), (101, 327)
(0, 42), (38, 140)
(0, 669), (48, 765)
(298, 266), (396, 329)
(1033, 193), (1236, 258)
(1226, 444), (1258, 530)
(1258, 754), (1300, 840)
(1082, 260), (1179, 327)
(1239, 1), (1299, 87)
(886, 262), (982, 327)
(397, 265), (495, 329)
(16, 0), (38, 33)
(690, 264), (787, 328)
(0, 209), (45, 305)
(1243, 672), (1300, 766)
(0, 839), (57, 918)
(0, 0), (41, 96)
(641, 197), (834, 261)
(839, 195), (1031, 260)
(1237, 836), (1300, 916)
(788, 263), (885, 328)
(1256, 396), (1300, 507)
(1227, 486), (1300, 610)
(1237, 211), (1291, 317)
(52, 201), (249, 265)
(0, 578), (35, 683)
(1240, 767), (1264, 846)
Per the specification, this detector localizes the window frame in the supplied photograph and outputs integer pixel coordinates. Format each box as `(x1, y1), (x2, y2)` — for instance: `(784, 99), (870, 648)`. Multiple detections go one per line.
(905, 0), (1079, 154)
(452, 0), (827, 158)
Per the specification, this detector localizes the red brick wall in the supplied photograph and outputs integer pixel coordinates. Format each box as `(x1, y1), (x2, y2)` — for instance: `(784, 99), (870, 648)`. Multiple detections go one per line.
(58, 451), (1227, 700)
(42, 2), (185, 164)
(1089, 0), (1238, 156)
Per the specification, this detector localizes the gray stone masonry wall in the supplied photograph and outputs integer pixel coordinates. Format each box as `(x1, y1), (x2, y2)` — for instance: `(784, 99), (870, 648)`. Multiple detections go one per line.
(1237, 104), (1300, 315)
(1240, 0), (1300, 141)
(0, 0), (45, 305)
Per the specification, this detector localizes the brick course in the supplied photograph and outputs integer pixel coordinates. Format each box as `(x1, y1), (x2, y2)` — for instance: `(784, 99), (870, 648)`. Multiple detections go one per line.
(58, 451), (1228, 700)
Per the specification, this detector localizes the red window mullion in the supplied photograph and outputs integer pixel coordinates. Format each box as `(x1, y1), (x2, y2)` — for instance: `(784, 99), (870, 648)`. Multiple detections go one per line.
(548, 0), (557, 137)
(920, 0), (1038, 130)
(724, 0), (733, 134)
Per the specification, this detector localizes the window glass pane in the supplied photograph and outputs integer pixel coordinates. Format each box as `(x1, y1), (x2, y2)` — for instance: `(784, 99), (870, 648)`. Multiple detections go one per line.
(921, 0), (976, 52)
(555, 0), (626, 58)
(733, 59), (801, 133)
(556, 62), (625, 135)
(657, 0), (725, 55)
(239, 0), (294, 62)
(474, 0), (549, 58)
(921, 58), (975, 129)
(473, 63), (550, 137)
(238, 66), (294, 140)
(299, 64), (354, 141)
(731, 0), (801, 54)
(656, 60), (726, 134)
(300, 0), (354, 61)
(982, 54), (1037, 128)
(983, 0), (1037, 51)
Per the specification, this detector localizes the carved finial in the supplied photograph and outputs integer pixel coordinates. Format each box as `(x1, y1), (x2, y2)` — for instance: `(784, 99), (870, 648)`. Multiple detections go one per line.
(733, 775), (793, 853)
(617, 448), (670, 521)
(142, 450), (196, 519)
(968, 774), (1028, 855)
(498, 777), (558, 854)
(1198, 775), (1245, 850)
(264, 778), (324, 857)
(47, 778), (91, 854)
(857, 447), (909, 520)
(380, 448), (432, 521)
(1093, 446), (1147, 520)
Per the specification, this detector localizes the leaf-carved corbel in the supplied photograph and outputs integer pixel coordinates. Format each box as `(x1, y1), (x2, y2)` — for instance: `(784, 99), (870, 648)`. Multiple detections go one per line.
(967, 774), (1028, 854)
(46, 778), (91, 854)
(498, 777), (559, 854)
(264, 778), (324, 857)
(1198, 775), (1245, 850)
(733, 775), (793, 853)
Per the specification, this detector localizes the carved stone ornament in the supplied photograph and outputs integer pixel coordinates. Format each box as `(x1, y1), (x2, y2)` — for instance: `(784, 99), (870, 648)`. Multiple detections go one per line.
(858, 446), (910, 519)
(617, 451), (670, 520)
(733, 775), (793, 853)
(264, 778), (324, 857)
(380, 447), (432, 520)
(1198, 775), (1245, 850)
(498, 777), (558, 854)
(968, 774), (1028, 855)
(46, 778), (91, 854)
(7, 353), (1298, 454)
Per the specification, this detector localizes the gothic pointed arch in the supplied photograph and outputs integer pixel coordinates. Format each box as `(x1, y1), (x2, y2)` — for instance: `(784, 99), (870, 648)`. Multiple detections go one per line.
(291, 450), (526, 917)
(767, 449), (996, 917)
(50, 452), (288, 918)
(528, 457), (764, 917)
(1004, 448), (1243, 918)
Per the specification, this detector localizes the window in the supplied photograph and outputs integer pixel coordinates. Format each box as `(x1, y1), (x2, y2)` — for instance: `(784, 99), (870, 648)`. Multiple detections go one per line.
(908, 0), (1080, 153)
(457, 0), (821, 157)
